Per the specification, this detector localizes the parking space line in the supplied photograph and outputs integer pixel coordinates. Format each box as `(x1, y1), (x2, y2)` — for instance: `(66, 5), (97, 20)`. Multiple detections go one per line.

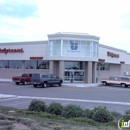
(18, 96), (130, 106)
(1, 94), (130, 106)
(0, 97), (18, 101)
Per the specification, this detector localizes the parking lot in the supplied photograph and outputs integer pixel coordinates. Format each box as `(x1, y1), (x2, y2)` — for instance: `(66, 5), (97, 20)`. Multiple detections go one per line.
(0, 82), (130, 114)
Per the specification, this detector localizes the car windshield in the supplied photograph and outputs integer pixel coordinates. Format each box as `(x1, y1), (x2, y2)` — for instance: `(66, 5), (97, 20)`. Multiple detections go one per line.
(22, 74), (28, 77)
(109, 76), (115, 80)
(115, 77), (119, 80)
(31, 74), (40, 79)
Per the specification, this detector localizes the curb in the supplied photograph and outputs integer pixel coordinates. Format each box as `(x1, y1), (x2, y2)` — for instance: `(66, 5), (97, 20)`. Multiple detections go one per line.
(0, 79), (12, 83)
(62, 83), (101, 87)
(0, 94), (18, 100)
(0, 79), (102, 87)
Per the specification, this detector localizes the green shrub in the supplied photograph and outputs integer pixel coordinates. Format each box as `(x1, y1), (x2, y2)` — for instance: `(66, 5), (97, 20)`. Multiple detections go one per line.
(0, 114), (6, 120)
(82, 109), (94, 119)
(125, 110), (130, 115)
(47, 102), (63, 115)
(93, 106), (107, 111)
(91, 106), (114, 123)
(62, 104), (84, 118)
(123, 110), (130, 122)
(110, 111), (122, 121)
(28, 99), (46, 112)
(122, 114), (130, 122)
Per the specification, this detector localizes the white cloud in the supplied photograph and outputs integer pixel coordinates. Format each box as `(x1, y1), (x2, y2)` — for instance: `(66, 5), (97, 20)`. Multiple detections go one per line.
(0, 0), (4, 3)
(0, 0), (130, 52)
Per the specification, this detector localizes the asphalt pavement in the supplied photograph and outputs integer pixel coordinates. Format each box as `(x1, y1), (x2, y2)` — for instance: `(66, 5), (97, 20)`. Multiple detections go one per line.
(0, 80), (130, 114)
(0, 78), (101, 102)
(0, 78), (101, 88)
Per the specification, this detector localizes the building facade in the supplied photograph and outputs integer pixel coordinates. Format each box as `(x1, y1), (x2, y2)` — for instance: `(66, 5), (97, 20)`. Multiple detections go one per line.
(0, 32), (130, 83)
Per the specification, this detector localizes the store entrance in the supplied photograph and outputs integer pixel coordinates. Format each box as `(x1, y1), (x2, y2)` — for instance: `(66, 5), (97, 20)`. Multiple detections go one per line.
(64, 70), (84, 82)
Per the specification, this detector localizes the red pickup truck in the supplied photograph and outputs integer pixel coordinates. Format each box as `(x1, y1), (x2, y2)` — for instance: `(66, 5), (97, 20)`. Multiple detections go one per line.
(12, 73), (32, 85)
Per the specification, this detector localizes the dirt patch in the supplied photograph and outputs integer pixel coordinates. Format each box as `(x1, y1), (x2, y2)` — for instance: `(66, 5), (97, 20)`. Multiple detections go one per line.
(13, 123), (31, 130)
(0, 111), (119, 130)
(0, 119), (119, 130)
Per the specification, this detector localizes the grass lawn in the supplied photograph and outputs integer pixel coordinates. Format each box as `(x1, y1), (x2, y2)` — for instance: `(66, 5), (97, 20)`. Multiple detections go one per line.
(0, 105), (122, 130)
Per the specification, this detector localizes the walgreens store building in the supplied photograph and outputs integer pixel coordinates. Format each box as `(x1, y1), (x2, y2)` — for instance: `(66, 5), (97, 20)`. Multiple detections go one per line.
(0, 32), (130, 83)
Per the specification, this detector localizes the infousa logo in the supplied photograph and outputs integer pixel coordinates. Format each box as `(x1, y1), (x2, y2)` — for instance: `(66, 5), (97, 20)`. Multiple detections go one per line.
(118, 118), (130, 129)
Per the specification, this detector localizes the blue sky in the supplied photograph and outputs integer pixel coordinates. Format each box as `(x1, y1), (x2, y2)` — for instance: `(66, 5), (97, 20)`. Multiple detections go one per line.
(0, 0), (130, 52)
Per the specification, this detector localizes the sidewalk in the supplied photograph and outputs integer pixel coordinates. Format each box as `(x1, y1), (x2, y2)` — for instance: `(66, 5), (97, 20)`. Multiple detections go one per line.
(0, 94), (18, 99)
(0, 78), (101, 88)
(0, 78), (12, 82)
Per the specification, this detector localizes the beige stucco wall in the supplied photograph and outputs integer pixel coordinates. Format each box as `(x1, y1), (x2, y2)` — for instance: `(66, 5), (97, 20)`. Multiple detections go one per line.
(97, 44), (130, 81)
(0, 41), (49, 79)
(109, 64), (120, 76)
(99, 44), (130, 64)
(120, 64), (130, 76)
(96, 63), (130, 81)
(96, 70), (110, 82)
(0, 69), (49, 79)
(0, 41), (48, 60)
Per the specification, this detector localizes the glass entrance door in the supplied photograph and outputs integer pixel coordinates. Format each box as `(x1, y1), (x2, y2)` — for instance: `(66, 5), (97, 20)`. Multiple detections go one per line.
(64, 70), (84, 82)
(64, 71), (71, 82)
(73, 71), (84, 82)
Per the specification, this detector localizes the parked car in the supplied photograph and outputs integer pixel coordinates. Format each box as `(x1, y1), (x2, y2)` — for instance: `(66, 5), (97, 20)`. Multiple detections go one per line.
(12, 73), (32, 85)
(31, 73), (63, 88)
(101, 76), (130, 87)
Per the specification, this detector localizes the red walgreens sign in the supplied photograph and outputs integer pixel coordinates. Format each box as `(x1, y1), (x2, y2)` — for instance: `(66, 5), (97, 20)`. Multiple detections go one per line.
(107, 51), (119, 58)
(30, 57), (43, 60)
(0, 48), (24, 54)
(98, 59), (105, 62)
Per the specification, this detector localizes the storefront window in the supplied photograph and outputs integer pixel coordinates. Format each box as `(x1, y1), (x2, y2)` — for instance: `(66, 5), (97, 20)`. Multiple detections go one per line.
(9, 61), (17, 68)
(49, 40), (61, 56)
(37, 61), (49, 69)
(65, 61), (84, 70)
(25, 60), (49, 69)
(93, 41), (98, 57)
(25, 61), (30, 69)
(97, 63), (110, 71)
(0, 61), (4, 68)
(49, 39), (99, 57)
(62, 40), (97, 57)
(4, 61), (9, 68)
(17, 61), (22, 69)
(30, 61), (36, 69)
(0, 60), (22, 69)
(63, 40), (68, 56)
(80, 41), (86, 57)
(25, 60), (36, 69)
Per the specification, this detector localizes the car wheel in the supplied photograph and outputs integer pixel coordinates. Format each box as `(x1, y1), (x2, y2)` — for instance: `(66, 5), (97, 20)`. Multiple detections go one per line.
(121, 83), (126, 88)
(23, 81), (27, 85)
(42, 82), (47, 88)
(59, 81), (62, 86)
(33, 84), (37, 88)
(103, 81), (107, 86)
(16, 82), (19, 85)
